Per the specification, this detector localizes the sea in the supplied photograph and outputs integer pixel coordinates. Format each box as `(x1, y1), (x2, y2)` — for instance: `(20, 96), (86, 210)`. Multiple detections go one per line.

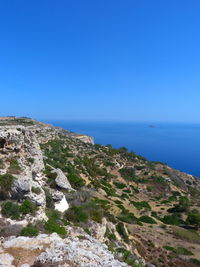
(43, 120), (200, 178)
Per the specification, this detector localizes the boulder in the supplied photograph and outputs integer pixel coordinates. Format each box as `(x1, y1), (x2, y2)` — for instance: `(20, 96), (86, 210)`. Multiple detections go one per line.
(52, 168), (74, 191)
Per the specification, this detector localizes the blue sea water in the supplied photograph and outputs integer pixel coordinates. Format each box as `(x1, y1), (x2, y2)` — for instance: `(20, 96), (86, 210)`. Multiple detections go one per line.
(44, 120), (200, 178)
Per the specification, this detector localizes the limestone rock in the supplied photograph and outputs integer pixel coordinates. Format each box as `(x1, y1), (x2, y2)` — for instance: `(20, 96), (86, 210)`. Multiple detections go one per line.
(74, 134), (94, 145)
(14, 174), (31, 193)
(0, 253), (14, 266)
(2, 232), (129, 267)
(87, 218), (107, 243)
(52, 168), (75, 191)
(34, 234), (128, 267)
(49, 189), (64, 201)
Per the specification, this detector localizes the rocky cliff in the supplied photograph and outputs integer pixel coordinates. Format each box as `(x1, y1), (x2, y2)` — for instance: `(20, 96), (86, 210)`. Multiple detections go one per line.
(0, 117), (200, 267)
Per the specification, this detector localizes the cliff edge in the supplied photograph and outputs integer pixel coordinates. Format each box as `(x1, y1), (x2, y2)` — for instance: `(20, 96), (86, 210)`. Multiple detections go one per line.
(0, 117), (200, 267)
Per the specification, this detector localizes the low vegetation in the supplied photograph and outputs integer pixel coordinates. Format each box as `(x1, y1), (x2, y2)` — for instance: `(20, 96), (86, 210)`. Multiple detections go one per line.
(20, 225), (39, 237)
(172, 226), (200, 244)
(139, 216), (157, 224)
(65, 200), (103, 224)
(163, 245), (193, 255)
(44, 219), (67, 236)
(131, 201), (151, 210)
(1, 200), (37, 220)
(0, 173), (16, 199)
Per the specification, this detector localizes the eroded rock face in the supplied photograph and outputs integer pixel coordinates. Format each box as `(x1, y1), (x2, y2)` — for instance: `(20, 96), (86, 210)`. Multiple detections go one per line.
(1, 232), (129, 267)
(0, 126), (46, 209)
(74, 134), (94, 145)
(35, 237), (128, 267)
(87, 218), (107, 243)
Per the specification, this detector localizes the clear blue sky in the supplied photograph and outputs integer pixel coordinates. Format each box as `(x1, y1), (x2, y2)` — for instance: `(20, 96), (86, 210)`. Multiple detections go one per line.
(0, 0), (200, 122)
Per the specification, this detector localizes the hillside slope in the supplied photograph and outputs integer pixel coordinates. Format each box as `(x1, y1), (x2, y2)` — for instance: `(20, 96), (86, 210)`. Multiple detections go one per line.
(0, 117), (200, 267)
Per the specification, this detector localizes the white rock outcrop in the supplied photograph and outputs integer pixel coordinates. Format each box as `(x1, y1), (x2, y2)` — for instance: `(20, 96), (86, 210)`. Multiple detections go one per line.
(2, 232), (129, 267)
(55, 195), (69, 213)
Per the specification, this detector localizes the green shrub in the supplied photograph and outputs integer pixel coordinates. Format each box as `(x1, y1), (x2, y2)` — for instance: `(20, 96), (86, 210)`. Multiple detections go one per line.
(117, 210), (138, 224)
(119, 168), (136, 182)
(131, 201), (151, 210)
(151, 211), (160, 220)
(175, 247), (193, 255)
(115, 247), (142, 266)
(104, 212), (117, 223)
(65, 201), (103, 224)
(123, 189), (131, 194)
(65, 206), (88, 223)
(168, 195), (177, 202)
(102, 185), (117, 197)
(46, 208), (62, 221)
(114, 200), (123, 205)
(121, 193), (129, 200)
(117, 204), (126, 211)
(150, 175), (167, 184)
(93, 198), (110, 210)
(0, 173), (16, 192)
(68, 172), (86, 189)
(20, 199), (37, 215)
(172, 191), (181, 197)
(65, 164), (86, 189)
(161, 215), (181, 226)
(186, 180), (192, 185)
(101, 180), (113, 188)
(130, 185), (139, 193)
(116, 222), (129, 243)
(167, 205), (186, 213)
(20, 225), (39, 237)
(190, 258), (200, 266)
(82, 156), (109, 178)
(1, 199), (37, 220)
(44, 219), (66, 236)
(163, 246), (176, 252)
(139, 216), (157, 224)
(1, 201), (21, 220)
(163, 245), (193, 255)
(113, 182), (126, 189)
(168, 196), (190, 214)
(146, 186), (153, 192)
(186, 213), (200, 228)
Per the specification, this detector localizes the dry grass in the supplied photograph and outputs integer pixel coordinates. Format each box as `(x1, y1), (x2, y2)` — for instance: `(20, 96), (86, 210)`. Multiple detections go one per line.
(5, 247), (44, 267)
(172, 226), (200, 244)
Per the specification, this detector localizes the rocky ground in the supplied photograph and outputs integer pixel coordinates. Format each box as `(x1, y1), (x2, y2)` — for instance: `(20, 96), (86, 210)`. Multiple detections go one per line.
(0, 117), (200, 267)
